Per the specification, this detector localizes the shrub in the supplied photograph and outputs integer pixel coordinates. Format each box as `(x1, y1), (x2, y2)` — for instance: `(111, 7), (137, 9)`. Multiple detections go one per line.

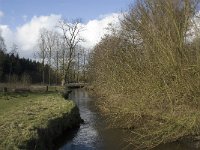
(89, 0), (200, 149)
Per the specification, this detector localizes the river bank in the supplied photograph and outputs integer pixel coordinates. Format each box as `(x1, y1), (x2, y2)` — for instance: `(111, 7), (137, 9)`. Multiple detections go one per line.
(84, 87), (200, 150)
(0, 92), (82, 150)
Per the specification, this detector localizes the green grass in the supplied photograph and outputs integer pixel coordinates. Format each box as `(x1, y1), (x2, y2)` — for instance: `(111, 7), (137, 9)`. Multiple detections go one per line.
(0, 92), (81, 150)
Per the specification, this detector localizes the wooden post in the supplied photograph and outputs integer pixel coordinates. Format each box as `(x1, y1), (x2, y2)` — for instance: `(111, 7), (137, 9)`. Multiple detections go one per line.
(46, 86), (48, 92)
(3, 87), (8, 99)
(3, 87), (7, 93)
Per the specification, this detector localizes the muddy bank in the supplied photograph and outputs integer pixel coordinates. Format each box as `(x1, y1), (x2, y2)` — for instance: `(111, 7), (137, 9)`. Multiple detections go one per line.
(22, 106), (82, 150)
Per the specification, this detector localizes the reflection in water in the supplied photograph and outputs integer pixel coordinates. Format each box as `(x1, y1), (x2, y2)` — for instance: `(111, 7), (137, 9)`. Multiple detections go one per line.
(59, 89), (198, 150)
(59, 88), (102, 150)
(59, 88), (129, 150)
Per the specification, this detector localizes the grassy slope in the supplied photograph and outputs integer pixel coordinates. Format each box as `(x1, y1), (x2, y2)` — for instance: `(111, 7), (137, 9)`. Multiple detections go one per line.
(0, 92), (81, 150)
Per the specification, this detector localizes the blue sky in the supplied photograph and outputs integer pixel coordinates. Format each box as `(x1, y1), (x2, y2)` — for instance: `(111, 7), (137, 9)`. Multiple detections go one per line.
(0, 0), (134, 28)
(0, 0), (135, 58)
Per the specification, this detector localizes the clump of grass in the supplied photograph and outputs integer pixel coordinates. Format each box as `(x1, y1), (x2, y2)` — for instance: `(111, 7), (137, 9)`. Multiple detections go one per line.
(0, 93), (81, 149)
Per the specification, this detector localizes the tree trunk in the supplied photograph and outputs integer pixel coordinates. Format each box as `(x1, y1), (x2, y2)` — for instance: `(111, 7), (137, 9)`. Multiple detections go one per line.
(42, 59), (45, 84)
(56, 51), (59, 85)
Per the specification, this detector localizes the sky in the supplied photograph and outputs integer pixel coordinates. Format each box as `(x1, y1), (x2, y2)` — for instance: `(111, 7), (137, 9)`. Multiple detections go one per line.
(0, 0), (135, 58)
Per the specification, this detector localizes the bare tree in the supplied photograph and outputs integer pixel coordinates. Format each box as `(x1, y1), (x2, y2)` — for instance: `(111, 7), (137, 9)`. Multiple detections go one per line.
(37, 29), (47, 84)
(37, 29), (59, 85)
(9, 44), (18, 83)
(47, 31), (57, 86)
(45, 29), (58, 85)
(74, 46), (87, 83)
(52, 35), (63, 85)
(58, 19), (84, 84)
(59, 40), (66, 85)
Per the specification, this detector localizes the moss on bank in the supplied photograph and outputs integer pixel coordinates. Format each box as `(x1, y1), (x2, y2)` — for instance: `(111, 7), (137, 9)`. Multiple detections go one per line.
(0, 92), (82, 150)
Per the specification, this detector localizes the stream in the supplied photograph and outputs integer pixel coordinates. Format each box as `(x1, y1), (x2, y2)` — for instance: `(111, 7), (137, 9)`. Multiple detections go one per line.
(58, 88), (199, 150)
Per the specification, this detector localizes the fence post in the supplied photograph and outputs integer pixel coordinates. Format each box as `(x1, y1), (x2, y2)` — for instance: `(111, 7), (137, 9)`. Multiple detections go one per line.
(3, 87), (7, 93)
(46, 86), (48, 92)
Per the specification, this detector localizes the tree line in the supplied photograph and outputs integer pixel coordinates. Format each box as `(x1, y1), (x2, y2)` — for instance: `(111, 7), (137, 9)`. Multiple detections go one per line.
(36, 19), (88, 85)
(0, 19), (88, 86)
(0, 34), (57, 84)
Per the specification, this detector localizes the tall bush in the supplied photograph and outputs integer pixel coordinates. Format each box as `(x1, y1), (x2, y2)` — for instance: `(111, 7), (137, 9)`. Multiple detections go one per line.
(89, 0), (200, 148)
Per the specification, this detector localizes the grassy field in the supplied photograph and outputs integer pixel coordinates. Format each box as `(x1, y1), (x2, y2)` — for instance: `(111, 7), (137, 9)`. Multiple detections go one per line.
(0, 83), (65, 93)
(0, 92), (81, 150)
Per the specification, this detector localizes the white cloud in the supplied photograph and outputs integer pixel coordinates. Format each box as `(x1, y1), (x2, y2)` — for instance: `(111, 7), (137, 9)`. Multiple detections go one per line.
(0, 13), (121, 58)
(16, 14), (61, 53)
(80, 13), (121, 49)
(3, 11), (200, 59)
(186, 12), (200, 42)
(0, 11), (4, 18)
(0, 25), (14, 49)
